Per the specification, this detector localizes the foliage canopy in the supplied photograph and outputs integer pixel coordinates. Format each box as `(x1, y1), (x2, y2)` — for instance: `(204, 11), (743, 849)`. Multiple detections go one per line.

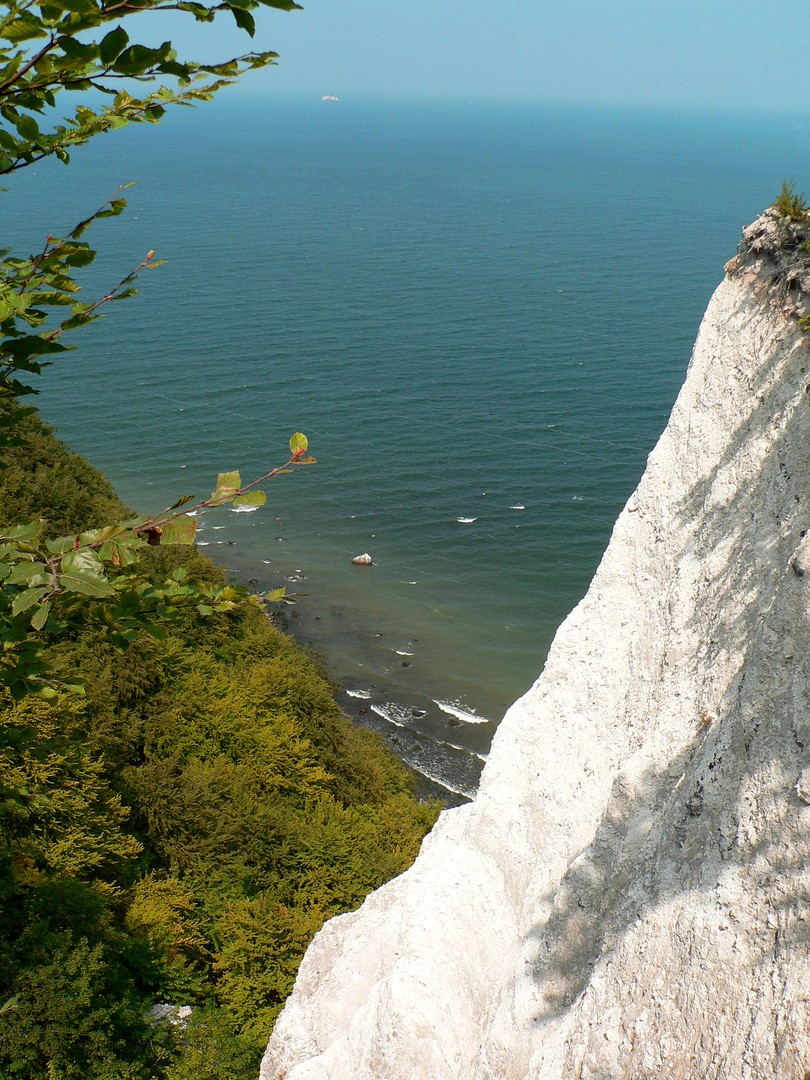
(0, 420), (438, 1077)
(772, 179), (810, 222)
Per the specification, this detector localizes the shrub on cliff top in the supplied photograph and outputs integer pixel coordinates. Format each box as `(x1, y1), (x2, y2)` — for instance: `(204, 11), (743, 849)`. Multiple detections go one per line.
(772, 179), (810, 222)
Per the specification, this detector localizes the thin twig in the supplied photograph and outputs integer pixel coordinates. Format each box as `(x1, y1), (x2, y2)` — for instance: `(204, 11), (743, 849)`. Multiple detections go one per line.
(0, 34), (57, 95)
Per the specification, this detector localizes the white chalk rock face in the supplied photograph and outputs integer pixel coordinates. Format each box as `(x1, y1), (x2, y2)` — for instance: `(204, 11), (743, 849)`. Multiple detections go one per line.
(262, 214), (810, 1079)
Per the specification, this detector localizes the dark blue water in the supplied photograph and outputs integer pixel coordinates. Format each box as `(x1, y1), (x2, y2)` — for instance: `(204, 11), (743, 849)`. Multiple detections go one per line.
(6, 98), (810, 797)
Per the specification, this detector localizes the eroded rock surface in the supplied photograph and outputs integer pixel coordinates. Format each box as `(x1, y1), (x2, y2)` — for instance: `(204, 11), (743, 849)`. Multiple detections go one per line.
(262, 219), (810, 1079)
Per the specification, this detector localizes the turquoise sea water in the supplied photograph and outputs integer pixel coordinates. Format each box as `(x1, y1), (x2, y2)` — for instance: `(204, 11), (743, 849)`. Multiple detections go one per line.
(7, 98), (810, 798)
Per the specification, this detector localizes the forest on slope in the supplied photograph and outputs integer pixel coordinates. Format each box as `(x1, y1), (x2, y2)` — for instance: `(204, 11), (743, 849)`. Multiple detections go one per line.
(0, 410), (439, 1078)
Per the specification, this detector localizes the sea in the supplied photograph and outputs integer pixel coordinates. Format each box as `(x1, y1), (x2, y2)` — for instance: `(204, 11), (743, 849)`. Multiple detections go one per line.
(6, 96), (810, 802)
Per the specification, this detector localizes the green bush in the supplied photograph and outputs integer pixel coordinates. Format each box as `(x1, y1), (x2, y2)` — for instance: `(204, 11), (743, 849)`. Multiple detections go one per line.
(772, 179), (810, 222)
(0, 410), (130, 539)
(0, 415), (440, 1076)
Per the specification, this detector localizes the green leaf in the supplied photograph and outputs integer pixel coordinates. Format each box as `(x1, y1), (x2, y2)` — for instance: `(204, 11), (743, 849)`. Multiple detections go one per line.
(61, 546), (104, 572)
(59, 549), (115, 597)
(1, 522), (42, 544)
(160, 515), (197, 545)
(15, 114), (40, 143)
(215, 470), (241, 491)
(229, 5), (256, 35)
(57, 32), (96, 58)
(264, 587), (287, 602)
(113, 43), (168, 75)
(31, 685), (58, 702)
(232, 490), (266, 508)
(99, 24), (128, 64)
(80, 524), (127, 544)
(7, 681), (29, 703)
(12, 586), (48, 615)
(64, 246), (96, 267)
(289, 432), (308, 455)
(5, 561), (48, 586)
(98, 539), (141, 566)
(3, 12), (48, 42)
(30, 601), (50, 631)
(168, 493), (195, 510)
(45, 535), (80, 555)
(209, 470), (241, 505)
(58, 0), (100, 14)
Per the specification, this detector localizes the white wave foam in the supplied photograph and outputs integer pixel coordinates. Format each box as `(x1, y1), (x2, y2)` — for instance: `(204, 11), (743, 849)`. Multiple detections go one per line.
(230, 505), (259, 514)
(370, 703), (408, 729)
(456, 516), (477, 524)
(196, 541), (210, 546)
(509, 505), (525, 511)
(346, 688), (371, 700)
(395, 649), (414, 656)
(442, 739), (489, 762)
(434, 699), (490, 725)
(367, 705), (478, 798)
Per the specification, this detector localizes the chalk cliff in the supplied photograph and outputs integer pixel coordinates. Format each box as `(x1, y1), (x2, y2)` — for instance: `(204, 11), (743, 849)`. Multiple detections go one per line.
(262, 213), (810, 1079)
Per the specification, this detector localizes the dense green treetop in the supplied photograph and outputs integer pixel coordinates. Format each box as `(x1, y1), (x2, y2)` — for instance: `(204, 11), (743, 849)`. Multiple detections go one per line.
(0, 382), (439, 1080)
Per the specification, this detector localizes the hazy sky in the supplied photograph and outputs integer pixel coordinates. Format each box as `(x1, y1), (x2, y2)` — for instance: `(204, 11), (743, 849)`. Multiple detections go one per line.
(154, 1), (810, 111)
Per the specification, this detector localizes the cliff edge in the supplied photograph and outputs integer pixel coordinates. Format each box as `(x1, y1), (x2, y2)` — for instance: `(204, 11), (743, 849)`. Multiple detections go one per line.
(262, 213), (810, 1079)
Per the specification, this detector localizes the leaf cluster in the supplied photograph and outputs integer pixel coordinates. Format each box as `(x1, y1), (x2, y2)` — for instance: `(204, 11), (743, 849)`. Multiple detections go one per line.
(0, 592), (438, 1075)
(0, 418), (440, 1077)
(0, 419), (313, 699)
(0, 0), (300, 176)
(0, 187), (153, 427)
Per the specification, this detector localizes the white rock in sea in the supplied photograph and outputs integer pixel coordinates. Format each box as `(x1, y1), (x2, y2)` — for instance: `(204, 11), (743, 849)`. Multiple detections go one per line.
(261, 211), (810, 1079)
(351, 553), (373, 565)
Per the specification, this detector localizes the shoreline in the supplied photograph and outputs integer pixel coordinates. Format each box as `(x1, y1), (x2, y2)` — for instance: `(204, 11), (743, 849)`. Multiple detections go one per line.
(240, 574), (490, 808)
(333, 686), (471, 808)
